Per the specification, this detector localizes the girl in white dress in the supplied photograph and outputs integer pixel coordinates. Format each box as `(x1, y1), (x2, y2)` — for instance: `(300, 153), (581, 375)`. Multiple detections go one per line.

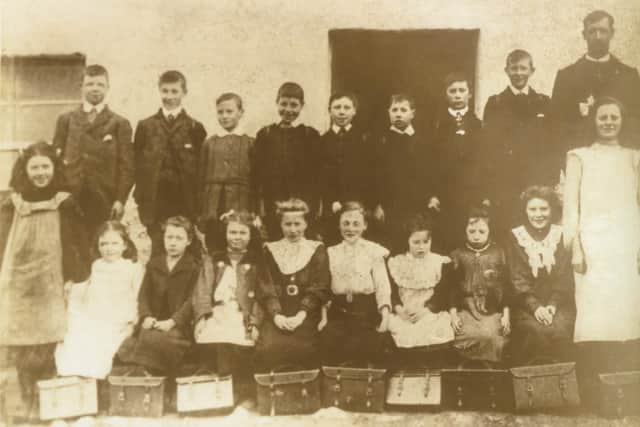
(563, 96), (640, 405)
(387, 213), (454, 359)
(56, 221), (144, 379)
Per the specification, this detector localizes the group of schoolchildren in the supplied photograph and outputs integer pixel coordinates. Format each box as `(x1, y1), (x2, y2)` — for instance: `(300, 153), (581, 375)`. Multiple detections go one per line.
(0, 44), (608, 418)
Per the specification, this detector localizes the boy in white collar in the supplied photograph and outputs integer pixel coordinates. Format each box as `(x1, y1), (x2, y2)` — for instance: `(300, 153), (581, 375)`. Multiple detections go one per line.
(133, 70), (207, 255)
(373, 93), (435, 253)
(483, 50), (552, 242)
(53, 64), (134, 238)
(430, 73), (484, 252)
(198, 92), (255, 250)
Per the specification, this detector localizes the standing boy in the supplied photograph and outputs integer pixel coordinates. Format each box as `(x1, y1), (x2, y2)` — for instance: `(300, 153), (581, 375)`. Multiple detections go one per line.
(374, 93), (434, 252)
(320, 92), (376, 244)
(198, 92), (254, 251)
(483, 50), (552, 237)
(429, 73), (484, 251)
(53, 64), (134, 238)
(133, 70), (207, 255)
(252, 82), (321, 239)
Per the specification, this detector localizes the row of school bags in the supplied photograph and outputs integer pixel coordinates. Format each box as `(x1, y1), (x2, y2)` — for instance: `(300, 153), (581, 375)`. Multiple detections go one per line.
(37, 362), (639, 420)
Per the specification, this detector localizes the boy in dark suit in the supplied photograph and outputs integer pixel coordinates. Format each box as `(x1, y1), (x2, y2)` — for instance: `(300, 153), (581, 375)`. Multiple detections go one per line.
(53, 64), (134, 238)
(430, 72), (484, 252)
(133, 70), (207, 255)
(551, 10), (640, 169)
(483, 50), (552, 239)
(252, 82), (321, 240)
(320, 92), (376, 245)
(374, 93), (434, 253)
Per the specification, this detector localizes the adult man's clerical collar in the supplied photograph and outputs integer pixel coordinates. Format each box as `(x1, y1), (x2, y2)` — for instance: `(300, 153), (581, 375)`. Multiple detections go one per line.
(448, 106), (468, 118)
(331, 123), (352, 134)
(390, 124), (415, 136)
(509, 85), (530, 96)
(83, 102), (106, 114)
(162, 106), (183, 120)
(585, 53), (611, 63)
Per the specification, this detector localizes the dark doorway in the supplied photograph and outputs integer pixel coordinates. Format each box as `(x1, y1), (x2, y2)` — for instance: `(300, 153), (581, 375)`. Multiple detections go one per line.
(329, 29), (479, 136)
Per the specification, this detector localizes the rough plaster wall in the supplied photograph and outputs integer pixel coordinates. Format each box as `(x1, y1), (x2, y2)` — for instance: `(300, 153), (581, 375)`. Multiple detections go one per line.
(1, 0), (639, 136)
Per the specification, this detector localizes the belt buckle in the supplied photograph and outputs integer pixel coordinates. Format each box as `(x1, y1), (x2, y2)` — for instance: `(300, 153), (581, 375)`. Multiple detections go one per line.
(286, 284), (299, 296)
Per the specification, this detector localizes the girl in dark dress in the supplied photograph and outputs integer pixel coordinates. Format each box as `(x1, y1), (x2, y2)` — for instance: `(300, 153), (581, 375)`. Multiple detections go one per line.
(507, 185), (574, 365)
(255, 198), (330, 371)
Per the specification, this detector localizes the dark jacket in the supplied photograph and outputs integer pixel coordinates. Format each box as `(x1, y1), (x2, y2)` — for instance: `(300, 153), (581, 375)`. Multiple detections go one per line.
(482, 87), (554, 196)
(320, 126), (376, 209)
(192, 250), (265, 328)
(551, 55), (640, 167)
(133, 109), (206, 225)
(53, 106), (134, 209)
(138, 252), (200, 334)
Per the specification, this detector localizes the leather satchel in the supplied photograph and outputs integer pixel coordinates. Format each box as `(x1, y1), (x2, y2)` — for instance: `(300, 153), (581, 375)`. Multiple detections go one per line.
(510, 362), (579, 411)
(321, 366), (386, 412)
(254, 368), (321, 416)
(599, 371), (640, 418)
(37, 377), (98, 421)
(107, 369), (165, 417)
(175, 370), (234, 414)
(442, 364), (514, 411)
(386, 370), (441, 407)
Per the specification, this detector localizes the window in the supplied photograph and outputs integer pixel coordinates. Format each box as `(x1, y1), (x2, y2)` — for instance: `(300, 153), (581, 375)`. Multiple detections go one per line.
(0, 53), (86, 146)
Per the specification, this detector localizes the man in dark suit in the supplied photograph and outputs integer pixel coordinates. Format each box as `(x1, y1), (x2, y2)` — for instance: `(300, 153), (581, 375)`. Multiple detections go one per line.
(551, 10), (640, 172)
(53, 64), (134, 238)
(482, 50), (552, 239)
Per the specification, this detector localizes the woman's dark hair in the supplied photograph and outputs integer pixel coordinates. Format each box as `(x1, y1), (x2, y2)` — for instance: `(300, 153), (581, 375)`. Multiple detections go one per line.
(9, 141), (66, 195)
(519, 185), (561, 223)
(91, 220), (137, 262)
(207, 210), (263, 254)
(588, 96), (626, 142)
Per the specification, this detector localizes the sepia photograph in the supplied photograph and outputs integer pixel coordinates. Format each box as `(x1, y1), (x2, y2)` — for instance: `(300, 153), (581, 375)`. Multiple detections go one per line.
(0, 0), (639, 425)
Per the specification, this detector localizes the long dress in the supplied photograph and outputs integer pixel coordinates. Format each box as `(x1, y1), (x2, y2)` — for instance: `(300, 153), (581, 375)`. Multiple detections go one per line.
(564, 144), (640, 342)
(55, 258), (144, 378)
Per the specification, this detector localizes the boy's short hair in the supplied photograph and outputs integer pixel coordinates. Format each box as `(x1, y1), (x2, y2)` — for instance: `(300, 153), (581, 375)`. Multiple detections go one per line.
(216, 92), (243, 110)
(583, 10), (614, 29)
(444, 72), (472, 92)
(277, 82), (304, 103)
(328, 92), (359, 110)
(506, 49), (534, 69)
(389, 93), (416, 110)
(158, 70), (187, 92)
(83, 64), (109, 82)
(162, 215), (195, 241)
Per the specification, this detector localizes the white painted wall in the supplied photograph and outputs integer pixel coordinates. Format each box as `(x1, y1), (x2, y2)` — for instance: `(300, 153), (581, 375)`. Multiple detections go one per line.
(1, 0), (639, 144)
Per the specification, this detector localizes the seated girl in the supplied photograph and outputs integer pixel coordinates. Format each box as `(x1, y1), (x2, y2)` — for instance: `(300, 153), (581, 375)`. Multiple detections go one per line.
(192, 210), (265, 402)
(118, 216), (199, 375)
(56, 221), (143, 379)
(320, 201), (391, 366)
(387, 213), (454, 367)
(507, 186), (574, 365)
(450, 206), (510, 364)
(255, 198), (330, 371)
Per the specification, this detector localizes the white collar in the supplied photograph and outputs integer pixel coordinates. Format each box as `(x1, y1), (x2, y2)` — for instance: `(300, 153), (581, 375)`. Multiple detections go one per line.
(331, 123), (352, 134)
(279, 119), (301, 128)
(448, 106), (468, 118)
(585, 53), (611, 63)
(266, 238), (321, 275)
(511, 224), (563, 277)
(389, 124), (415, 136)
(219, 125), (245, 137)
(83, 102), (105, 114)
(509, 85), (530, 96)
(162, 106), (183, 119)
(387, 252), (451, 290)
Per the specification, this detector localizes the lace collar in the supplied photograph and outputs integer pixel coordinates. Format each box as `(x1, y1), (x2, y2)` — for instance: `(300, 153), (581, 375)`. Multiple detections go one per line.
(265, 238), (321, 275)
(512, 224), (562, 277)
(11, 192), (70, 216)
(388, 252), (450, 290)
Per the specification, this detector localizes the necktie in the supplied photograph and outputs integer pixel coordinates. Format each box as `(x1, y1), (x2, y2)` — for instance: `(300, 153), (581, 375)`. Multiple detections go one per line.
(87, 108), (98, 123)
(167, 114), (175, 123)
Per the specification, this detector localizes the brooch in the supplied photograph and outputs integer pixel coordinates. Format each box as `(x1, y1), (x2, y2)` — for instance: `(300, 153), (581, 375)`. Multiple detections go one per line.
(286, 284), (299, 296)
